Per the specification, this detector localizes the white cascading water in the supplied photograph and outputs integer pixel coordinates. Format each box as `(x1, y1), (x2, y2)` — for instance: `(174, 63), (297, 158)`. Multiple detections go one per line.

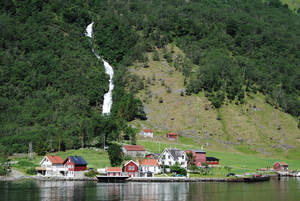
(85, 22), (114, 114)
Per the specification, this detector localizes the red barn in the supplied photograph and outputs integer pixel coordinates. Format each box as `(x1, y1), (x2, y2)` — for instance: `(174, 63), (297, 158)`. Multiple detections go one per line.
(166, 133), (178, 140)
(185, 149), (206, 166)
(123, 160), (139, 177)
(63, 156), (88, 177)
(273, 162), (289, 172)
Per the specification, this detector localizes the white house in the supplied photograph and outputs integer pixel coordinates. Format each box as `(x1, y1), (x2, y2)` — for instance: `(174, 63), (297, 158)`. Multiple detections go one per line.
(140, 129), (154, 137)
(158, 148), (187, 168)
(137, 159), (161, 177)
(36, 155), (65, 176)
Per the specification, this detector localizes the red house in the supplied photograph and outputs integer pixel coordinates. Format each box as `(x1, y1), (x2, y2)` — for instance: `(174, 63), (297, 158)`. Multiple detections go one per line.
(185, 149), (206, 166)
(106, 167), (122, 176)
(166, 133), (178, 140)
(273, 162), (289, 172)
(123, 160), (139, 177)
(206, 157), (220, 166)
(63, 156), (88, 177)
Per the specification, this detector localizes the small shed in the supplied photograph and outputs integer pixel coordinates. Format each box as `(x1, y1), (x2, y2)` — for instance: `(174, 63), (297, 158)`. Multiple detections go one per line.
(146, 153), (160, 159)
(273, 162), (289, 172)
(106, 167), (123, 176)
(166, 133), (178, 140)
(206, 157), (220, 166)
(141, 129), (154, 137)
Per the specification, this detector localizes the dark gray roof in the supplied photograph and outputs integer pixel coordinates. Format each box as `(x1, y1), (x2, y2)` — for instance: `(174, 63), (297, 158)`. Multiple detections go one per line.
(187, 149), (206, 153)
(167, 148), (184, 159)
(206, 157), (219, 161)
(69, 156), (88, 165)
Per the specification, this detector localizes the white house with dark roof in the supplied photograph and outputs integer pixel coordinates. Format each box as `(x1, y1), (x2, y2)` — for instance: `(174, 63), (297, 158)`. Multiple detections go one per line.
(158, 148), (187, 168)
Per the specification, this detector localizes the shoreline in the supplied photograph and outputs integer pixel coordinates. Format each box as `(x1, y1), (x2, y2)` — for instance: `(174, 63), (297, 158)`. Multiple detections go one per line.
(1, 174), (274, 182)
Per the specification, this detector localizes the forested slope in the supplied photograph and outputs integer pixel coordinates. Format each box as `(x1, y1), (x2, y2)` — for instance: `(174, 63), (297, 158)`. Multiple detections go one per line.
(1, 0), (300, 157)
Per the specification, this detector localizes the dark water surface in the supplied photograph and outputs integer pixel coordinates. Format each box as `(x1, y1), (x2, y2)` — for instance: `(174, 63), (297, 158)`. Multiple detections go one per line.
(1, 177), (299, 201)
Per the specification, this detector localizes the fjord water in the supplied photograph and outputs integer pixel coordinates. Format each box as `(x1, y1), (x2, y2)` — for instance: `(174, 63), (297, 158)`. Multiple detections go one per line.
(1, 177), (299, 201)
(85, 22), (114, 114)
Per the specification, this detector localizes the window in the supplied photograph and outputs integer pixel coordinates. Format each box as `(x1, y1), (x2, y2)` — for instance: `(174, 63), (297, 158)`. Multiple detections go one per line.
(168, 155), (170, 159)
(182, 155), (184, 159)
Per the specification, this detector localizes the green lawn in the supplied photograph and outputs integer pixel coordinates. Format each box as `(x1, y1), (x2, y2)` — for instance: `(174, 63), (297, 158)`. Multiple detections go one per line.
(138, 137), (300, 172)
(10, 138), (300, 174)
(12, 148), (110, 170)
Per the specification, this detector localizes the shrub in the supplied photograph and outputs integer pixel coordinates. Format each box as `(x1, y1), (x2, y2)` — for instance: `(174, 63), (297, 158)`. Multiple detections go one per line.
(26, 167), (37, 175)
(0, 166), (7, 176)
(179, 168), (187, 176)
(84, 169), (99, 178)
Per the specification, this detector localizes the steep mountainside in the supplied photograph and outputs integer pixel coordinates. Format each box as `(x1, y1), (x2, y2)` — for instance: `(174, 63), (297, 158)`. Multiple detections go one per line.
(129, 45), (300, 159)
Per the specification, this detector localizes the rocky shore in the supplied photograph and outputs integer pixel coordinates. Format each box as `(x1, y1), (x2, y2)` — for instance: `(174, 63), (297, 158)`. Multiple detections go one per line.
(0, 169), (97, 181)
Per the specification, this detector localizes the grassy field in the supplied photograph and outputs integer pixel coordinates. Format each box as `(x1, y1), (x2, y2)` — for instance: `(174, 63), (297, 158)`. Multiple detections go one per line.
(10, 142), (299, 176)
(10, 148), (110, 171)
(138, 137), (300, 172)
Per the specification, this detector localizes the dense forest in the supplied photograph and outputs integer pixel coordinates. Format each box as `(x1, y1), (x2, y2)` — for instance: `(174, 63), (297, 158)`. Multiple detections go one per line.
(1, 0), (300, 156)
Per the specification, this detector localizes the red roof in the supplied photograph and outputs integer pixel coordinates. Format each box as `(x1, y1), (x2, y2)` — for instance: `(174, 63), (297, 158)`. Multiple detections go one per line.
(274, 162), (289, 166)
(167, 133), (178, 136)
(124, 160), (138, 167)
(106, 167), (122, 172)
(46, 156), (64, 164)
(139, 159), (159, 166)
(123, 145), (146, 151)
(143, 129), (153, 132)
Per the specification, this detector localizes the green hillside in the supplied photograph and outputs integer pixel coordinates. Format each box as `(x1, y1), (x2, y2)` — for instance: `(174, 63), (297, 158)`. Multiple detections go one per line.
(1, 0), (300, 165)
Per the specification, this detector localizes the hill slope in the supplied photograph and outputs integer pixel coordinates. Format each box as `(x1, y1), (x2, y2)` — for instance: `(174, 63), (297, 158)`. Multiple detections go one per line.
(129, 45), (300, 159)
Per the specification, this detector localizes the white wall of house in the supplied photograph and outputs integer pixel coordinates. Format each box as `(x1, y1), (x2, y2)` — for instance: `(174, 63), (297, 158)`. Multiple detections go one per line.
(143, 131), (153, 137)
(139, 165), (161, 176)
(40, 157), (66, 176)
(158, 149), (187, 168)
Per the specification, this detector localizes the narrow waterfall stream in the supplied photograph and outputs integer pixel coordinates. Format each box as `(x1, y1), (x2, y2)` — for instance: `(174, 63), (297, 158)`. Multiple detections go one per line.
(85, 22), (114, 114)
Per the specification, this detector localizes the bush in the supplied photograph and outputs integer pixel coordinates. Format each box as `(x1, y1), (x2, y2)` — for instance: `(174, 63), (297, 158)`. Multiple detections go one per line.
(84, 169), (99, 178)
(16, 161), (36, 168)
(179, 168), (187, 176)
(0, 166), (7, 176)
(26, 167), (37, 175)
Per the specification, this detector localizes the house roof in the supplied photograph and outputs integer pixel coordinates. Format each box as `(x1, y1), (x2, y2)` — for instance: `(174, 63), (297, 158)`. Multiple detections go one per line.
(167, 148), (185, 159)
(146, 153), (160, 159)
(106, 167), (122, 172)
(167, 133), (178, 136)
(124, 160), (138, 167)
(143, 129), (153, 132)
(68, 156), (88, 165)
(123, 145), (146, 151)
(186, 149), (206, 153)
(46, 155), (64, 164)
(206, 157), (219, 161)
(274, 162), (289, 166)
(139, 159), (159, 166)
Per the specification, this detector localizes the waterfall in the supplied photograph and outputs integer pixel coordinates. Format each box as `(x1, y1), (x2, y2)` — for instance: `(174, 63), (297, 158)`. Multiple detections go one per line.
(85, 22), (114, 114)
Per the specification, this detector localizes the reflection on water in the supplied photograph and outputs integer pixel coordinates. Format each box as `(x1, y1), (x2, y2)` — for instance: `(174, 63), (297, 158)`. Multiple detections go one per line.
(1, 177), (300, 201)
